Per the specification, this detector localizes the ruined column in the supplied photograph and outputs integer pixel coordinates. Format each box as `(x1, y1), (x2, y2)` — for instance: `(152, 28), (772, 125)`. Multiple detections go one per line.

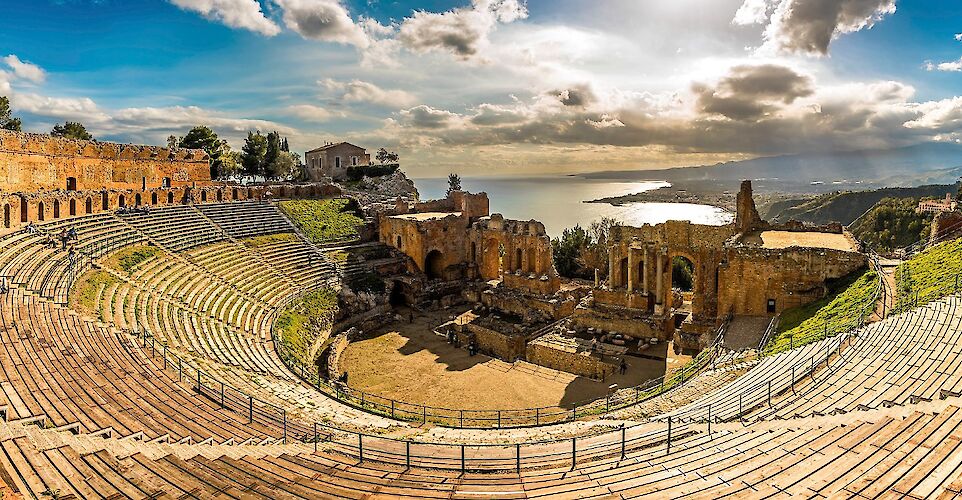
(608, 245), (616, 289)
(594, 268), (600, 287)
(655, 250), (664, 305)
(642, 245), (649, 296)
(627, 248), (634, 294)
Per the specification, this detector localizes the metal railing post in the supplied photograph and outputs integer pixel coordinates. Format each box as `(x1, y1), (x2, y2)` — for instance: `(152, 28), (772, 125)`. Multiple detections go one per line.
(707, 405), (711, 438)
(571, 437), (576, 469)
(666, 417), (672, 456)
(283, 410), (287, 443)
(313, 423), (318, 453)
(405, 441), (411, 468)
(516, 443), (521, 472)
(768, 380), (772, 407)
(461, 445), (465, 473)
(248, 396), (253, 423)
(739, 393), (743, 419)
(358, 433), (363, 462)
(620, 425), (626, 459)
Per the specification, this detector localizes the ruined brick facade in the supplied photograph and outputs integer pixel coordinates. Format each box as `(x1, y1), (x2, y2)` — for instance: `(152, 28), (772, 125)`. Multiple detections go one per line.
(0, 130), (210, 192)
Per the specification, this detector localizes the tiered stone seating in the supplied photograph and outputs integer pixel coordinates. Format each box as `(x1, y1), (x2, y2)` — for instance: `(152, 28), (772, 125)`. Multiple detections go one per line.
(188, 242), (300, 308)
(198, 200), (294, 239)
(750, 294), (962, 419)
(3, 402), (962, 498)
(0, 288), (285, 442)
(245, 233), (337, 289)
(121, 204), (224, 252)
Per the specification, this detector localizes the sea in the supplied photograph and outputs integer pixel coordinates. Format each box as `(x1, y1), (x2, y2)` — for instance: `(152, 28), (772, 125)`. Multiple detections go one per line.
(413, 176), (733, 237)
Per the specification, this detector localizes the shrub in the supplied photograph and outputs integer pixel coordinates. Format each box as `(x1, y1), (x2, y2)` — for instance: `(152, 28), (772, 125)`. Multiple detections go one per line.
(346, 164), (399, 182)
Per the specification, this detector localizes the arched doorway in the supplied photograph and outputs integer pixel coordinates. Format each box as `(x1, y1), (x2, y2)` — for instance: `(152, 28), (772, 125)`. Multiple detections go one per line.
(101, 192), (108, 210)
(389, 280), (407, 307)
(135, 193), (142, 206)
(515, 248), (523, 272)
(671, 256), (695, 293)
(167, 192), (174, 204)
(232, 188), (238, 200)
(52, 199), (60, 219)
(151, 192), (158, 205)
(425, 250), (444, 280)
(118, 195), (125, 208)
(395, 235), (402, 249)
(69, 198), (76, 216)
(37, 202), (45, 221)
(66, 177), (77, 191)
(216, 189), (223, 202)
(19, 196), (27, 223)
(201, 191), (207, 202)
(85, 197), (92, 214)
(470, 242), (477, 262)
(3, 204), (9, 228)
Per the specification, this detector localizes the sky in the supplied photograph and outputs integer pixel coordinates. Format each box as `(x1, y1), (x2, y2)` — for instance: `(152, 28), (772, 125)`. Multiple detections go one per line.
(1, 0), (962, 178)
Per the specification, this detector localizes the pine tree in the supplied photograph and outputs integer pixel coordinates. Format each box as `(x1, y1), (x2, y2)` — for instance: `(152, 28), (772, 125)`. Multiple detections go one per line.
(0, 96), (22, 132)
(240, 131), (268, 176)
(51, 121), (93, 140)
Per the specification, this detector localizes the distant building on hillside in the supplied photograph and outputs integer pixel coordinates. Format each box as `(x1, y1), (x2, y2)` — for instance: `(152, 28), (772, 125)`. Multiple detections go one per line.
(918, 193), (957, 215)
(304, 142), (370, 181)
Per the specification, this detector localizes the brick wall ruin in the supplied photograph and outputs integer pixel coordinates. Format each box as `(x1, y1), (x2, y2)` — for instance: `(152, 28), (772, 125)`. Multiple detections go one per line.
(0, 130), (210, 192)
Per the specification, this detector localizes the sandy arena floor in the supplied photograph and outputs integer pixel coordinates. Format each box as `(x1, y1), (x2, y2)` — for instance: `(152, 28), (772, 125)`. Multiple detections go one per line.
(742, 230), (858, 251)
(339, 309), (672, 411)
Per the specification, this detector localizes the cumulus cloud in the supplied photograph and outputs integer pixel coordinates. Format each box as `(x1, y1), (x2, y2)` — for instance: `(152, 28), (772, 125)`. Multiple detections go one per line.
(383, 63), (962, 159)
(398, 0), (528, 59)
(925, 57), (962, 72)
(735, 0), (897, 55)
(693, 64), (814, 121)
(320, 78), (417, 108)
(2, 55), (46, 83)
(274, 0), (369, 47)
(168, 0), (280, 36)
(552, 85), (596, 107)
(285, 104), (344, 122)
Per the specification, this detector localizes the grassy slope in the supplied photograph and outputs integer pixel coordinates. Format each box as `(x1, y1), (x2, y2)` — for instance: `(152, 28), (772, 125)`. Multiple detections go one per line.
(279, 199), (364, 244)
(244, 232), (298, 248)
(765, 267), (878, 354)
(895, 237), (962, 312)
(104, 245), (162, 274)
(275, 288), (339, 365)
(69, 269), (120, 321)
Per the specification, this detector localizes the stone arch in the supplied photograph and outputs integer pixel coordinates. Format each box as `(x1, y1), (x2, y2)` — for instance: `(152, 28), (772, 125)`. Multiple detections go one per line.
(101, 192), (108, 210)
(69, 198), (76, 216)
(247, 188), (253, 199)
(201, 191), (208, 202)
(395, 235), (402, 249)
(85, 197), (92, 214)
(135, 193), (142, 206)
(619, 257), (629, 289)
(19, 196), (27, 223)
(37, 201), (45, 221)
(425, 249), (445, 280)
(515, 248), (523, 272)
(670, 254), (695, 293)
(66, 177), (77, 191)
(151, 192), (158, 205)
(53, 199), (60, 219)
(3, 204), (9, 228)
(118, 194), (125, 208)
(167, 192), (174, 204)
(232, 188), (239, 200)
(527, 247), (536, 274)
(216, 189), (223, 202)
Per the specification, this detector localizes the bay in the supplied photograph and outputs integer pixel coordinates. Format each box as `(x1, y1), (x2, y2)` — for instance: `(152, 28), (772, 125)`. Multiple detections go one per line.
(413, 176), (733, 237)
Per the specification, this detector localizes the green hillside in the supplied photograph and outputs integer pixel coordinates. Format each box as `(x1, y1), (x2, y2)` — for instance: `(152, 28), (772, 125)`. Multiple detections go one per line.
(895, 237), (962, 313)
(766, 182), (959, 226)
(848, 198), (933, 253)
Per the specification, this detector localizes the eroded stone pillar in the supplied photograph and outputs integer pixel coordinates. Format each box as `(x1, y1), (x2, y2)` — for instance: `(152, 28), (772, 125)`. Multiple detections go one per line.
(642, 244), (649, 295)
(627, 248), (634, 294)
(655, 250), (664, 305)
(608, 245), (616, 289)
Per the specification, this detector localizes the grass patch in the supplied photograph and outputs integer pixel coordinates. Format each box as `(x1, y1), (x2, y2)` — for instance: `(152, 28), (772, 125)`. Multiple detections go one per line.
(276, 288), (339, 366)
(279, 199), (365, 244)
(764, 267), (878, 355)
(69, 269), (120, 320)
(244, 232), (298, 248)
(105, 245), (162, 275)
(895, 237), (962, 312)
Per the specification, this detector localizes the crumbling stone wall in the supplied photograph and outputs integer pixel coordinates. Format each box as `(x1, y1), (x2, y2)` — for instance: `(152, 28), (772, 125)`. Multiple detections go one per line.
(0, 130), (210, 192)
